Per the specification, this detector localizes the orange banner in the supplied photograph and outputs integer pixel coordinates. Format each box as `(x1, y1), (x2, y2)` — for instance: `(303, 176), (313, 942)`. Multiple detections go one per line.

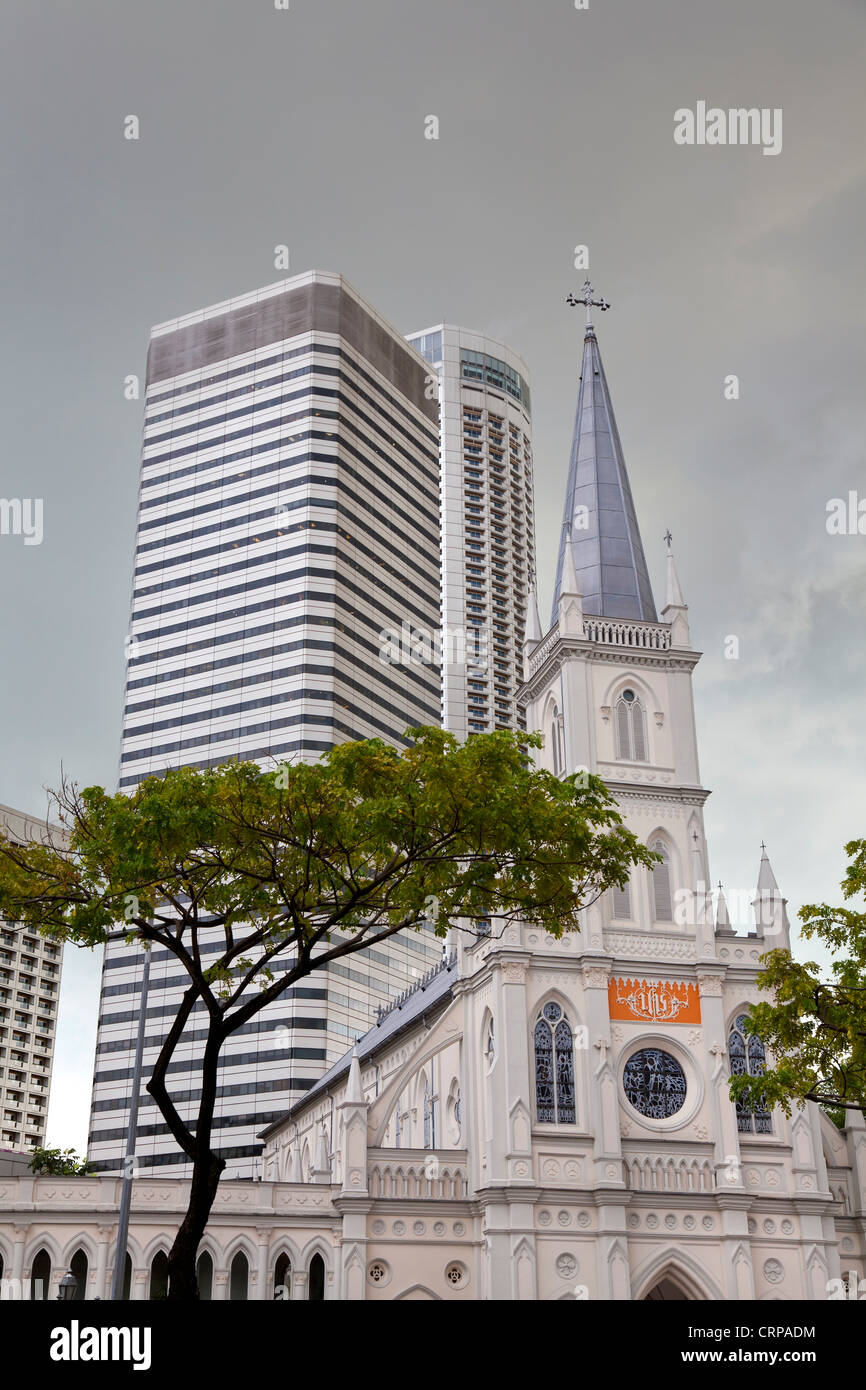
(608, 977), (701, 1024)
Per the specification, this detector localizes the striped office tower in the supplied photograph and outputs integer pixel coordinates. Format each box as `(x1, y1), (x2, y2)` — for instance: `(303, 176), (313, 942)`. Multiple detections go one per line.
(88, 273), (444, 1175)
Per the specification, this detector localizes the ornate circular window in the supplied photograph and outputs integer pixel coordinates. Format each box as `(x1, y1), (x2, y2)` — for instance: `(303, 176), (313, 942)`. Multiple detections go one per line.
(444, 1262), (468, 1290)
(367, 1261), (390, 1286)
(622, 688), (636, 702)
(542, 1002), (562, 1023)
(623, 1048), (687, 1119)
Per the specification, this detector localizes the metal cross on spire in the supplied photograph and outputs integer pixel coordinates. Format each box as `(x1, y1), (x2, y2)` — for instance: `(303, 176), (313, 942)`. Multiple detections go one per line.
(566, 278), (611, 328)
(664, 529), (673, 550)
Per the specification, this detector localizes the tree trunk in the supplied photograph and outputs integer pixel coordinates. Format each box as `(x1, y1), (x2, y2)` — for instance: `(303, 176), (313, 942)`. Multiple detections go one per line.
(166, 1149), (226, 1300)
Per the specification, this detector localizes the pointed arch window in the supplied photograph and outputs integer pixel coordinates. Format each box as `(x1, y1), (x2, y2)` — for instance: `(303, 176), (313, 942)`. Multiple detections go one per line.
(229, 1251), (249, 1302)
(423, 1075), (433, 1149)
(30, 1248), (51, 1301)
(69, 1248), (88, 1302)
(308, 1252), (325, 1301)
(484, 1015), (495, 1072)
(651, 840), (673, 922)
(610, 878), (631, 920)
(273, 1252), (291, 1301)
(550, 704), (564, 775)
(534, 1002), (576, 1123)
(728, 1014), (772, 1134)
(149, 1250), (169, 1301)
(196, 1251), (213, 1301)
(615, 688), (647, 762)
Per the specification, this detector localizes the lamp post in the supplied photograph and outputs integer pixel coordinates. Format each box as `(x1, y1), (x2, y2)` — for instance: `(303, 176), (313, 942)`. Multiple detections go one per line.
(57, 1268), (78, 1301)
(110, 944), (151, 1300)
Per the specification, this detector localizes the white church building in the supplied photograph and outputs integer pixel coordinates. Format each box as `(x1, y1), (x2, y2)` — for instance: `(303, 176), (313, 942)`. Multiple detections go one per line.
(1, 287), (864, 1301)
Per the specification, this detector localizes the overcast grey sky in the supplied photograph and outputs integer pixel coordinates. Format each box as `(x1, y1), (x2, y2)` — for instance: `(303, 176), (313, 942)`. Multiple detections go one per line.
(1, 0), (863, 1152)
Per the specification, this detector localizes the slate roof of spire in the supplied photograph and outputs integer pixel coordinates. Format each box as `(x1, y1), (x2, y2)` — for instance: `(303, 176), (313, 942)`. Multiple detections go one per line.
(551, 324), (657, 625)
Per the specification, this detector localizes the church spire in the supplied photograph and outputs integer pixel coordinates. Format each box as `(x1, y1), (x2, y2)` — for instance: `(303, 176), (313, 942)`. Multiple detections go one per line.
(524, 579), (542, 646)
(557, 525), (584, 636)
(552, 282), (658, 625)
(661, 529), (690, 646)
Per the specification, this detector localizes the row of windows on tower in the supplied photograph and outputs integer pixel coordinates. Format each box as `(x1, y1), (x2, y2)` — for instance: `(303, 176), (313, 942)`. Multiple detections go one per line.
(531, 1004), (771, 1133)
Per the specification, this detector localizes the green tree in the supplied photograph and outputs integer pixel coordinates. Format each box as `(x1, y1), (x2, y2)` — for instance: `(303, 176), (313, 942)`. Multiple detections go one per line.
(730, 837), (866, 1120)
(0, 727), (657, 1300)
(29, 1146), (90, 1176)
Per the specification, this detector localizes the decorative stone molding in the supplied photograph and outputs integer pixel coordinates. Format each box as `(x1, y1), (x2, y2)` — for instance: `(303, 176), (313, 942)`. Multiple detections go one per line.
(696, 974), (724, 997)
(501, 961), (528, 984)
(581, 964), (611, 988)
(607, 933), (696, 961)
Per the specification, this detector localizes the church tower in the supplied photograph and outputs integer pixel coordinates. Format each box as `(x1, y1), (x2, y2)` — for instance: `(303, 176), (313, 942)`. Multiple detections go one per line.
(453, 281), (845, 1300)
(523, 281), (713, 957)
(250, 285), (858, 1303)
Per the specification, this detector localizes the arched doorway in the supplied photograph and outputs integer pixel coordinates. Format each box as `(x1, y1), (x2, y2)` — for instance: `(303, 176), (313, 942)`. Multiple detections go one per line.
(643, 1274), (693, 1301)
(196, 1251), (213, 1301)
(308, 1253), (325, 1301)
(273, 1251), (291, 1301)
(69, 1248), (89, 1301)
(229, 1251), (249, 1301)
(30, 1249), (51, 1300)
(149, 1250), (169, 1300)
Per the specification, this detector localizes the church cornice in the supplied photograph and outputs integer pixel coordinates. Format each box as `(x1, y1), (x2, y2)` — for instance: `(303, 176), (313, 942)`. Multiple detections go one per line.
(519, 636), (701, 703)
(596, 782), (711, 807)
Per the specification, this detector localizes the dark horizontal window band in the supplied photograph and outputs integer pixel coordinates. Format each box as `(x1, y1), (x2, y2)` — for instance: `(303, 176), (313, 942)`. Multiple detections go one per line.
(86, 1145), (265, 1172)
(99, 991), (328, 1025)
(136, 443), (439, 559)
(125, 608), (436, 700)
(145, 339), (437, 463)
(90, 1075), (312, 1115)
(133, 498), (437, 613)
(129, 557), (438, 638)
(145, 341), (340, 420)
(125, 642), (336, 713)
(118, 735), (340, 789)
(123, 622), (436, 700)
(93, 1045), (326, 1085)
(141, 380), (437, 499)
(143, 375), (438, 488)
(96, 1016), (327, 1055)
(130, 536), (438, 627)
(122, 662), (438, 743)
(124, 646), (440, 728)
(132, 514), (438, 612)
(89, 1109), (292, 1145)
(120, 690), (436, 763)
(142, 411), (437, 522)
(125, 585), (440, 680)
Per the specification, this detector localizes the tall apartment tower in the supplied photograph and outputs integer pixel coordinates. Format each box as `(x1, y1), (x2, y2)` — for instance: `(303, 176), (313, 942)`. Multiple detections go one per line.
(88, 273), (444, 1176)
(0, 805), (64, 1153)
(406, 326), (535, 740)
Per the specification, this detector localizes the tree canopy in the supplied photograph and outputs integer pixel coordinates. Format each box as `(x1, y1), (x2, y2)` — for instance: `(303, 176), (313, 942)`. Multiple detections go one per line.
(730, 836), (866, 1119)
(0, 726), (658, 1298)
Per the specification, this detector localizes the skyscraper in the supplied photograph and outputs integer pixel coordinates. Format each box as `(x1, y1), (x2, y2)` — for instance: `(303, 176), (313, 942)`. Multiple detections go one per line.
(406, 326), (535, 740)
(0, 804), (64, 1154)
(88, 272), (444, 1175)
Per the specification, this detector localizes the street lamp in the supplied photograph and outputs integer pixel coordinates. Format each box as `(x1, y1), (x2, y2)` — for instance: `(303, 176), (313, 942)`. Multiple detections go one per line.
(57, 1268), (78, 1301)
